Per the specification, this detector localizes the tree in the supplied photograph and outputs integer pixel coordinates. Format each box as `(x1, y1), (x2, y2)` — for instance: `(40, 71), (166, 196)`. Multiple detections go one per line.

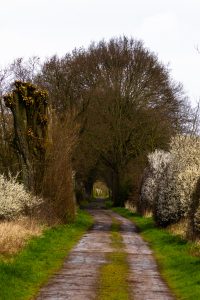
(4, 81), (48, 192)
(0, 57), (43, 176)
(70, 37), (189, 206)
(0, 67), (19, 175)
(37, 36), (190, 206)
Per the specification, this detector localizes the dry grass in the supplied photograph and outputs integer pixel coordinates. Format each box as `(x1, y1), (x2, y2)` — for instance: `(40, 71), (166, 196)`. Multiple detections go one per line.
(125, 201), (137, 212)
(168, 218), (188, 239)
(189, 240), (200, 257)
(0, 217), (44, 255)
(168, 218), (200, 256)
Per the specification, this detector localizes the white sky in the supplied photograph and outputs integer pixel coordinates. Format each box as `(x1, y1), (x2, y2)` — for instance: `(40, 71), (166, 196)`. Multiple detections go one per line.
(0, 0), (200, 106)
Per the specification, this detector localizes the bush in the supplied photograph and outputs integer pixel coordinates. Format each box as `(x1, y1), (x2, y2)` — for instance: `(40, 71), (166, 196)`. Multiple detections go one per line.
(155, 135), (200, 227)
(139, 150), (171, 215)
(0, 174), (42, 220)
(154, 166), (182, 226)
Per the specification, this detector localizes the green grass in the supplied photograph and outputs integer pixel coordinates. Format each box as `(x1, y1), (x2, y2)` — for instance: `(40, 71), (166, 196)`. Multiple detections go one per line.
(113, 207), (200, 300)
(97, 218), (130, 300)
(0, 210), (93, 300)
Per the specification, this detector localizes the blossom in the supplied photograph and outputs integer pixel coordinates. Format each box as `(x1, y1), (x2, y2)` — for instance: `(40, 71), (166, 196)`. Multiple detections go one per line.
(155, 135), (200, 226)
(139, 149), (171, 214)
(0, 174), (43, 219)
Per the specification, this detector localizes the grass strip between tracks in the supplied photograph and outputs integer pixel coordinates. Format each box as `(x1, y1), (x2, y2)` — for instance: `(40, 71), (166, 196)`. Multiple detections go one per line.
(97, 217), (130, 300)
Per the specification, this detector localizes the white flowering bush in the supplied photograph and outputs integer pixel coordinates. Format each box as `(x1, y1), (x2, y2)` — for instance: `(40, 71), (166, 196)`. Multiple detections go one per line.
(154, 166), (182, 226)
(155, 135), (200, 227)
(139, 150), (171, 214)
(0, 174), (43, 219)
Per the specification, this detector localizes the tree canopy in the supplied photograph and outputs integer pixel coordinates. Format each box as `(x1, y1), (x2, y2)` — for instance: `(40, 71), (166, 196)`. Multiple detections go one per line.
(43, 37), (188, 205)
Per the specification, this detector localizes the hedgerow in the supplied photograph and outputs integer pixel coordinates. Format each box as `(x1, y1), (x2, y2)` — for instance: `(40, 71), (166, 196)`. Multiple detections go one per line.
(140, 135), (200, 235)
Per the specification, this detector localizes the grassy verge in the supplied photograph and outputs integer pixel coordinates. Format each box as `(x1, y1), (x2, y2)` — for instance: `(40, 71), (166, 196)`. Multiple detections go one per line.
(113, 207), (200, 300)
(97, 218), (129, 300)
(0, 210), (93, 300)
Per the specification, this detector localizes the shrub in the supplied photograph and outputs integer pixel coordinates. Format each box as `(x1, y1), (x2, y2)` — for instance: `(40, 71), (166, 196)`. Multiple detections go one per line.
(0, 174), (42, 220)
(139, 150), (171, 215)
(155, 135), (200, 227)
(154, 166), (182, 226)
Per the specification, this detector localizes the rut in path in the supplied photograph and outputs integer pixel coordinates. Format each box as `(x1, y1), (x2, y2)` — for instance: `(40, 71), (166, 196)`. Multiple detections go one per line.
(36, 206), (174, 300)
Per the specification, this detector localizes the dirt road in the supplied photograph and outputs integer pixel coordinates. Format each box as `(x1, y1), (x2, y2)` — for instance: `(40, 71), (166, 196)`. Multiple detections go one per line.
(37, 203), (174, 299)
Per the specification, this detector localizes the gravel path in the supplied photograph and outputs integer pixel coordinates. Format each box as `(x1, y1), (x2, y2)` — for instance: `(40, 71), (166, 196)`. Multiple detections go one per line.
(36, 206), (174, 300)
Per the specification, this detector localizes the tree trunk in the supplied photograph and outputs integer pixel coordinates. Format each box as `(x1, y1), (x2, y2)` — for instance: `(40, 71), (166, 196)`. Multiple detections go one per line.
(4, 81), (48, 193)
(112, 170), (121, 207)
(85, 178), (93, 199)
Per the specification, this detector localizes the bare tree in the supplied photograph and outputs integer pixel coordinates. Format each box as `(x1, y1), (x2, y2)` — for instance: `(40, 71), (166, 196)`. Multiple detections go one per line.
(9, 56), (41, 82)
(36, 37), (191, 206)
(0, 67), (19, 175)
(71, 37), (190, 206)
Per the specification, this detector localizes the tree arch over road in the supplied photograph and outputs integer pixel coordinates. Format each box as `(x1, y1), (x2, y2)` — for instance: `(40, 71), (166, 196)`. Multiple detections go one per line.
(40, 36), (190, 207)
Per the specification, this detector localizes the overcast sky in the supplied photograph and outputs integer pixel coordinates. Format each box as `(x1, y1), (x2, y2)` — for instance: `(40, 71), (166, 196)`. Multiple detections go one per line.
(0, 0), (200, 106)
